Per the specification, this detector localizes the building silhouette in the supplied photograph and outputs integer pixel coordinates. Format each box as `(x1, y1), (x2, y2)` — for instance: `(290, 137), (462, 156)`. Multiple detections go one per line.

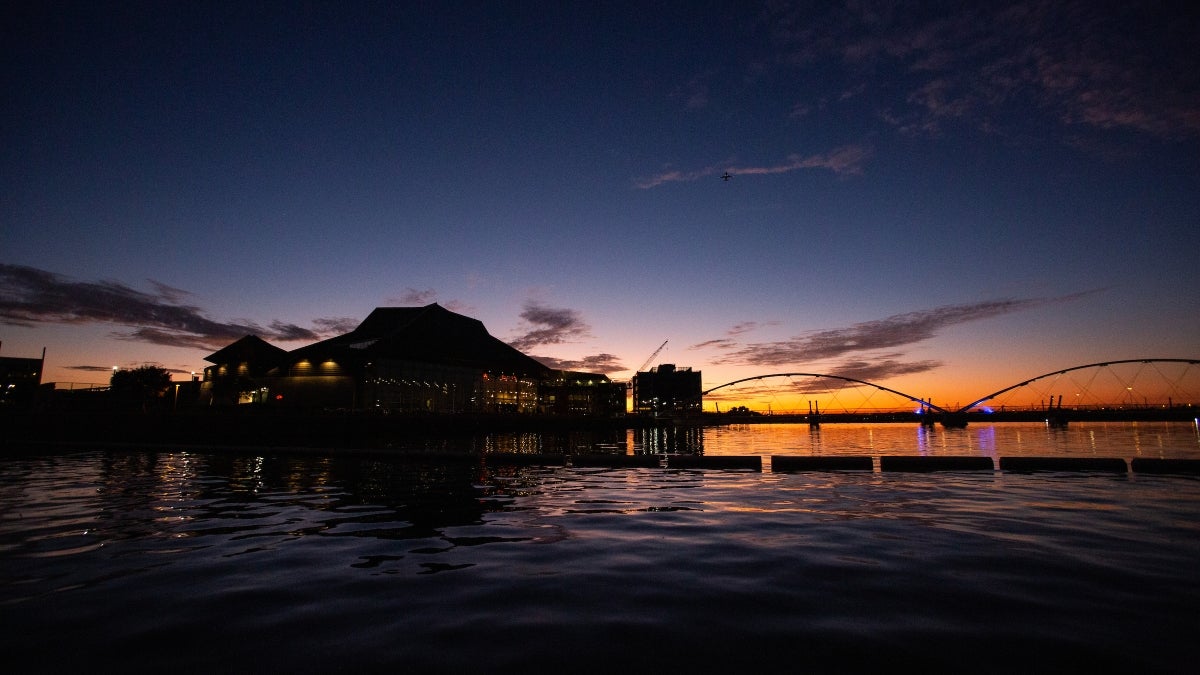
(0, 348), (44, 410)
(200, 303), (626, 416)
(632, 364), (702, 417)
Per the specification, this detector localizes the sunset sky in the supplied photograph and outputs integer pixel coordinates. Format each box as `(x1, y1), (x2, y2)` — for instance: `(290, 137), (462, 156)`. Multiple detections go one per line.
(3, 2), (1198, 411)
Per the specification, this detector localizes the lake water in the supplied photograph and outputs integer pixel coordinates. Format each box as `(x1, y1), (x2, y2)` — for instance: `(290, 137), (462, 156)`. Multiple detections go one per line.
(2, 421), (1199, 673)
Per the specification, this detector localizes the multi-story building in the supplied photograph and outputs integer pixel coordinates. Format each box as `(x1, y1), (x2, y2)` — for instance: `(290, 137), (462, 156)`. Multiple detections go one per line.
(539, 370), (628, 417)
(632, 363), (702, 417)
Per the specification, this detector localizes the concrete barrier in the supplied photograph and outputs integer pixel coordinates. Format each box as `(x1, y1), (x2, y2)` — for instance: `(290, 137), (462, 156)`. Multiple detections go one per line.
(998, 457), (1128, 473)
(880, 456), (995, 472)
(667, 455), (762, 470)
(570, 453), (662, 468)
(398, 453), (1195, 475)
(771, 456), (873, 472)
(1130, 458), (1200, 474)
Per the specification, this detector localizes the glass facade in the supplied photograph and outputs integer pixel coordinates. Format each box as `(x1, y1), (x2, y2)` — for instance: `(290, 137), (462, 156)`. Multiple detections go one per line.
(365, 360), (538, 414)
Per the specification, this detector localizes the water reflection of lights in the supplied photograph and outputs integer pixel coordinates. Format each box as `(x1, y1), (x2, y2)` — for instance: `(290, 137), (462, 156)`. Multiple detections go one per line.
(972, 425), (997, 457)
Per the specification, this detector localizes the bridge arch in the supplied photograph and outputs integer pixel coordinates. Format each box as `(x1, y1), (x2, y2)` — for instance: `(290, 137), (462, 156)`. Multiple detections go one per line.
(955, 358), (1200, 413)
(701, 372), (951, 414)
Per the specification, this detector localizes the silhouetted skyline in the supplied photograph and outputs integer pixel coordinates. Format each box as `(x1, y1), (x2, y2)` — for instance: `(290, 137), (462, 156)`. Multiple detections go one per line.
(3, 2), (1197, 406)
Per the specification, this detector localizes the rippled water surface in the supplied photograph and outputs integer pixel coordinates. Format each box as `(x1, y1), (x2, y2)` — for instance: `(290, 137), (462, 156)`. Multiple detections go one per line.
(2, 422), (1199, 673)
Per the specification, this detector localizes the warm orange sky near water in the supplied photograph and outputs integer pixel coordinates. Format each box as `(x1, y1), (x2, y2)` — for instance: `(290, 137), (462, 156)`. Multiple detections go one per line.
(697, 362), (1200, 414)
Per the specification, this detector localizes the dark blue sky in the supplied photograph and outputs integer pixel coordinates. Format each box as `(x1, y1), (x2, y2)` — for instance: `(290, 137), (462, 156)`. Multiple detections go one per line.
(3, 1), (1198, 406)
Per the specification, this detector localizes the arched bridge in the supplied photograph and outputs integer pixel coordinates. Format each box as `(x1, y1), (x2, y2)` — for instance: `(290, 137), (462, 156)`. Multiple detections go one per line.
(703, 372), (955, 414)
(700, 358), (1200, 418)
(956, 358), (1200, 412)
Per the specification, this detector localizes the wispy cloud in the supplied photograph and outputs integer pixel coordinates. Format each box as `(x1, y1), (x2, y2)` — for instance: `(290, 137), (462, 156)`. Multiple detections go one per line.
(710, 293), (1097, 368)
(507, 301), (592, 352)
(66, 363), (194, 375)
(390, 287), (438, 305)
(728, 321), (776, 335)
(385, 287), (473, 314)
(312, 316), (360, 335)
(690, 320), (777, 350)
(442, 299), (474, 314)
(66, 365), (122, 373)
(766, 2), (1200, 141)
(533, 353), (625, 374)
(703, 356), (942, 404)
(825, 357), (943, 383)
(0, 264), (350, 350)
(689, 338), (736, 351)
(635, 145), (871, 189)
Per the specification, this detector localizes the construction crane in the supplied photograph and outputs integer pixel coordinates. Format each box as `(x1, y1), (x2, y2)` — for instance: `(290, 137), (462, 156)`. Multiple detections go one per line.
(637, 340), (668, 373)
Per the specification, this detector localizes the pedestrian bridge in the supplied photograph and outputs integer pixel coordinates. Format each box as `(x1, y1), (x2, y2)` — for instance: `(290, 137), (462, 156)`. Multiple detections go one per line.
(701, 358), (1200, 418)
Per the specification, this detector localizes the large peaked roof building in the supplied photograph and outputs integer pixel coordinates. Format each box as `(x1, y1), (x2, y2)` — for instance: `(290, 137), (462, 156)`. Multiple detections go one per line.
(201, 303), (623, 416)
(287, 304), (551, 378)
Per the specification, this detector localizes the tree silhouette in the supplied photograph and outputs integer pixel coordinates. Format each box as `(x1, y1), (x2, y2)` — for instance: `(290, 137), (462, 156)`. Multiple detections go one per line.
(110, 365), (172, 412)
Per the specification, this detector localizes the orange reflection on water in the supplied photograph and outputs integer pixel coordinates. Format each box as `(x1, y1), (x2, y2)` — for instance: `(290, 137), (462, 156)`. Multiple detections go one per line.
(699, 421), (1200, 460)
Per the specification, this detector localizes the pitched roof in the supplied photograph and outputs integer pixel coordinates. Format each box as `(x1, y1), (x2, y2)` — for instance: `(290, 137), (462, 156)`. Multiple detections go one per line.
(204, 335), (289, 365)
(288, 303), (552, 377)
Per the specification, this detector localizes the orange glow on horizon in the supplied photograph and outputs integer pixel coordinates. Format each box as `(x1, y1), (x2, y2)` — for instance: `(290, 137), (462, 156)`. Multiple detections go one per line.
(699, 361), (1200, 414)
